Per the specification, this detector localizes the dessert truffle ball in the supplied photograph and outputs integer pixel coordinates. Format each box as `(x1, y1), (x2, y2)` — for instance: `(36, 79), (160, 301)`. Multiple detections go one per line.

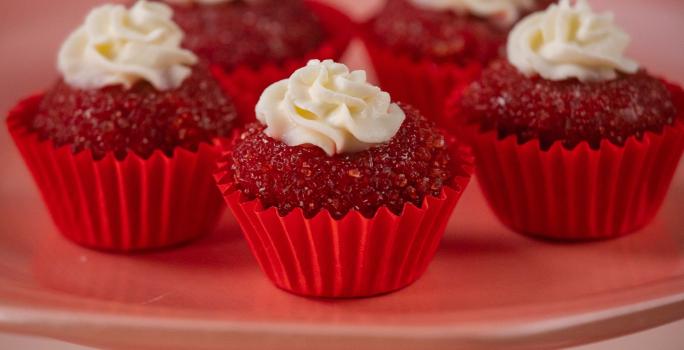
(232, 104), (464, 218)
(369, 0), (552, 64)
(168, 0), (325, 70)
(227, 59), (469, 218)
(32, 65), (236, 160)
(452, 0), (684, 240)
(459, 60), (677, 149)
(9, 0), (235, 252)
(31, 1), (237, 160)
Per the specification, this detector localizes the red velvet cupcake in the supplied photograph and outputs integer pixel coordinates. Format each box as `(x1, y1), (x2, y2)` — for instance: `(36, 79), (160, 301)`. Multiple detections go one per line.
(215, 59), (473, 298)
(450, 0), (684, 240)
(163, 0), (353, 126)
(361, 0), (551, 126)
(7, 1), (236, 251)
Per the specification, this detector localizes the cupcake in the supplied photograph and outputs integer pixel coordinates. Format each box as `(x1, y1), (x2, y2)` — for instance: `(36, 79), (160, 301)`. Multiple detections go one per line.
(361, 0), (551, 126)
(163, 0), (353, 126)
(451, 0), (684, 240)
(215, 59), (473, 298)
(6, 1), (237, 251)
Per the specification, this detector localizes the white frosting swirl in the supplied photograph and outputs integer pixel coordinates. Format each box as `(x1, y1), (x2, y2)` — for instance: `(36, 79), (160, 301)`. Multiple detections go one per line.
(507, 0), (639, 82)
(58, 1), (198, 91)
(410, 0), (535, 25)
(163, 0), (233, 5)
(255, 60), (406, 156)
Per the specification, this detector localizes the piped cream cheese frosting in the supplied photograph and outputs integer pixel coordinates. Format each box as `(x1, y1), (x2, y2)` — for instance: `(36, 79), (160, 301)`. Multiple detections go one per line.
(410, 0), (535, 25)
(255, 59), (406, 156)
(507, 0), (639, 82)
(58, 0), (198, 91)
(163, 0), (233, 5)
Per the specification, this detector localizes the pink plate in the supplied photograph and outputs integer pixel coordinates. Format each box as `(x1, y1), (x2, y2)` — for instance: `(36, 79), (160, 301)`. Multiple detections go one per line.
(1, 0), (683, 349)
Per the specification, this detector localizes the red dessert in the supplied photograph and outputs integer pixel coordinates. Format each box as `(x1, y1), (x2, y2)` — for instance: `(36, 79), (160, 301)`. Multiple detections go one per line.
(217, 96), (473, 297)
(370, 0), (503, 64)
(459, 60), (678, 149)
(448, 0), (684, 240)
(31, 65), (236, 160)
(170, 0), (325, 71)
(362, 0), (552, 128)
(231, 104), (465, 219)
(7, 0), (234, 252)
(369, 0), (553, 64)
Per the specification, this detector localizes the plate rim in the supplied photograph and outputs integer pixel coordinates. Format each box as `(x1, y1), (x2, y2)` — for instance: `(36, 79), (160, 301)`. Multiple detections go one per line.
(0, 271), (683, 349)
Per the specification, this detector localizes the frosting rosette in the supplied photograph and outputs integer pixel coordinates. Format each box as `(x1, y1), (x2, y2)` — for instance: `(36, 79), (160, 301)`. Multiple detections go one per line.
(410, 0), (535, 24)
(507, 0), (639, 82)
(58, 0), (198, 91)
(255, 59), (406, 156)
(163, 0), (234, 5)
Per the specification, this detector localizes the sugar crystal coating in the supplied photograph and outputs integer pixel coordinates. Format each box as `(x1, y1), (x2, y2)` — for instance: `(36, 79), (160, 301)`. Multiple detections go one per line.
(459, 60), (678, 149)
(170, 0), (325, 71)
(231, 104), (467, 219)
(369, 0), (552, 63)
(31, 65), (236, 159)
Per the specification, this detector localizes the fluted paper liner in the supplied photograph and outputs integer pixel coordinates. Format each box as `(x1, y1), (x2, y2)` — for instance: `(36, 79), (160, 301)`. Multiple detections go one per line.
(212, 1), (353, 127)
(215, 143), (473, 298)
(461, 81), (684, 240)
(360, 26), (482, 128)
(7, 94), (227, 252)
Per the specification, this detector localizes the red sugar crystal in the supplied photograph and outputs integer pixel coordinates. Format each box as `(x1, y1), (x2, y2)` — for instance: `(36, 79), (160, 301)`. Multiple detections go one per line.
(31, 65), (236, 160)
(369, 0), (553, 64)
(231, 104), (466, 219)
(170, 0), (325, 71)
(459, 60), (678, 149)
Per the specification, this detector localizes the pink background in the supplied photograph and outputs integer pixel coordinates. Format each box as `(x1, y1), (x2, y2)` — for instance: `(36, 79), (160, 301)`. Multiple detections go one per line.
(0, 1), (683, 349)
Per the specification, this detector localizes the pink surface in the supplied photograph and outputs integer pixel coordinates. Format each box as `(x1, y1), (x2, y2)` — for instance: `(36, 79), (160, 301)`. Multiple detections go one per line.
(0, 1), (683, 350)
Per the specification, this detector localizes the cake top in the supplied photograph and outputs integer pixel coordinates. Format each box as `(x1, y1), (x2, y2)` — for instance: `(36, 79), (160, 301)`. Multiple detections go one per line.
(232, 104), (462, 219)
(255, 59), (406, 156)
(409, 0), (536, 25)
(170, 0), (325, 71)
(507, 0), (638, 82)
(459, 60), (676, 149)
(58, 0), (197, 91)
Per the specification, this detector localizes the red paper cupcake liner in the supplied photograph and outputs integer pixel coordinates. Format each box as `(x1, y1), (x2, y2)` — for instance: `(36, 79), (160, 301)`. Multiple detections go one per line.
(462, 82), (684, 240)
(212, 1), (354, 127)
(360, 27), (482, 128)
(215, 143), (473, 298)
(7, 94), (227, 252)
